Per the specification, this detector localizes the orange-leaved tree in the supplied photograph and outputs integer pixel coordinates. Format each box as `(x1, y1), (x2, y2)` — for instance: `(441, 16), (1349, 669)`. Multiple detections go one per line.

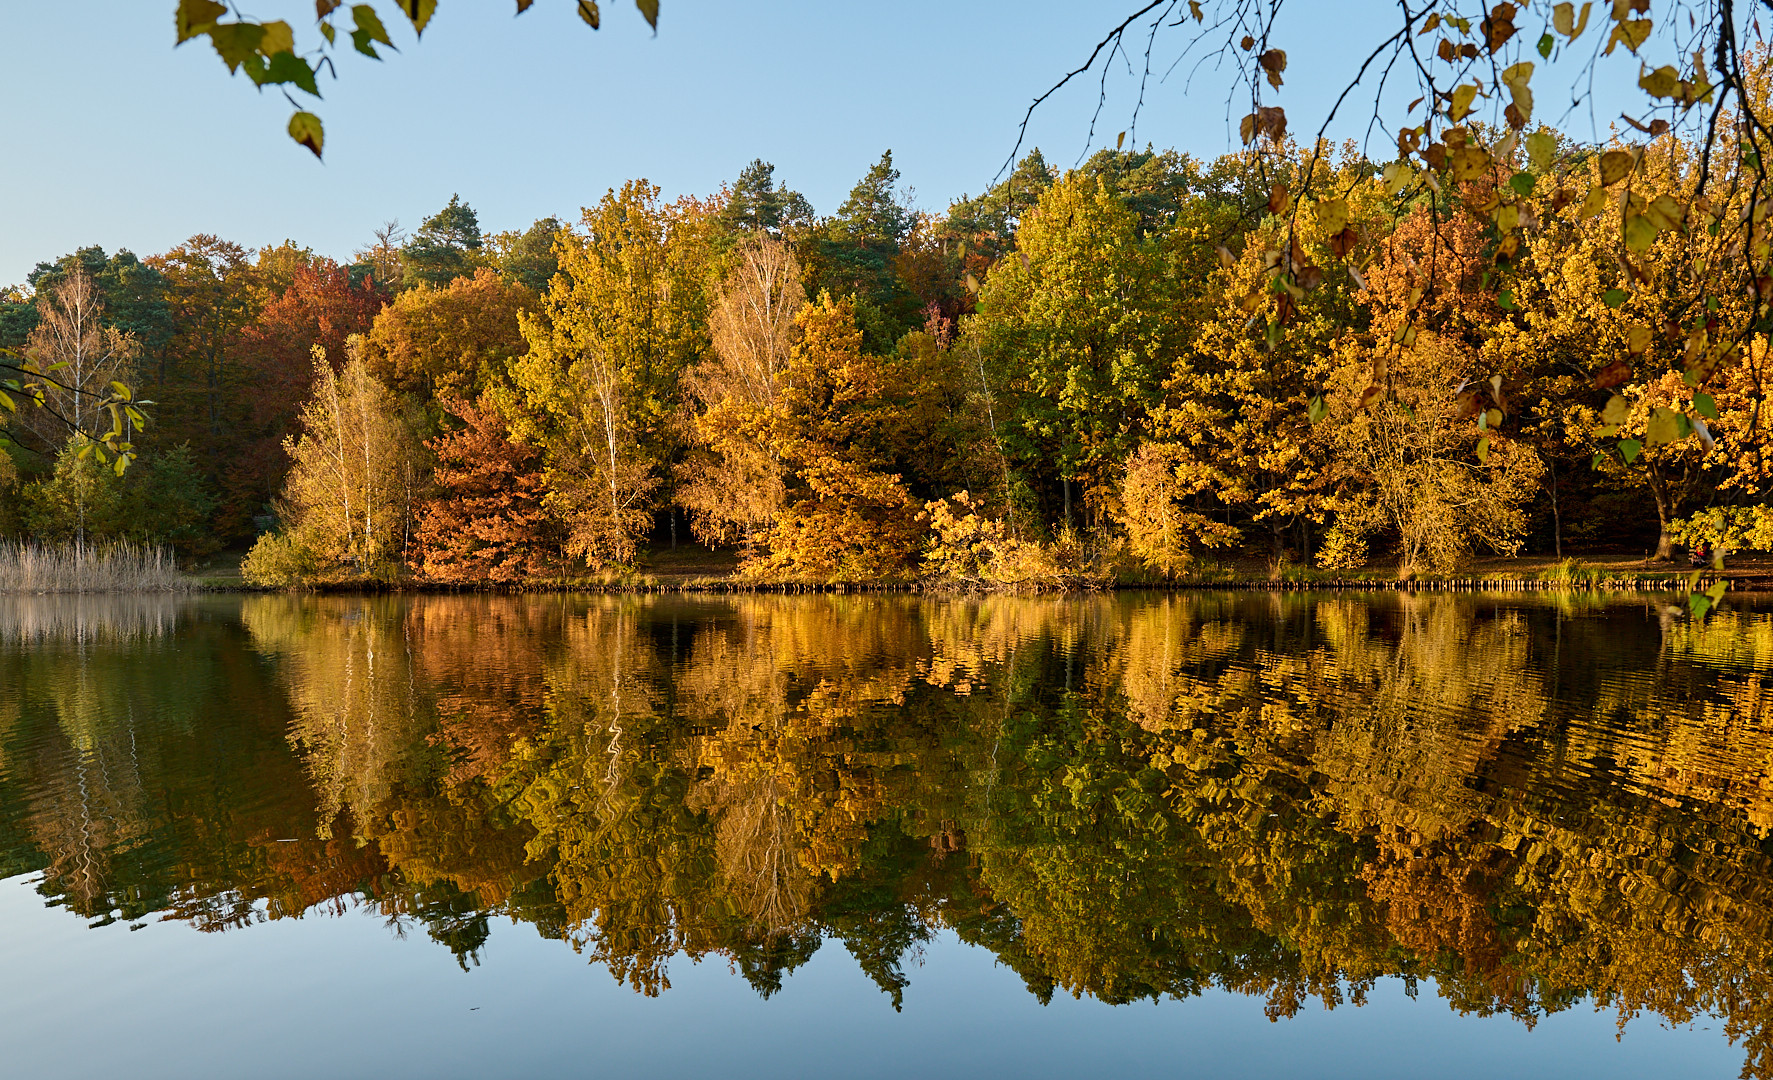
(412, 398), (559, 584)
(747, 295), (923, 582)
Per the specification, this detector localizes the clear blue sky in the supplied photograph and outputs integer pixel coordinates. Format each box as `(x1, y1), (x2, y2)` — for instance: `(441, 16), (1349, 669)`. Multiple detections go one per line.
(0, 2), (1652, 285)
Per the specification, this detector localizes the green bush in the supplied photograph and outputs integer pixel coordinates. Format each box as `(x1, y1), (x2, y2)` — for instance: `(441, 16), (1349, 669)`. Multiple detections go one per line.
(242, 531), (319, 587)
(21, 439), (126, 542)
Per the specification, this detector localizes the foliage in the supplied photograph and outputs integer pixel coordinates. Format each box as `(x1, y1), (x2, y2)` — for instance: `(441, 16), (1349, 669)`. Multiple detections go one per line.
(401, 194), (485, 290)
(919, 490), (1096, 590)
(120, 443), (218, 558)
(21, 438), (128, 543)
(363, 267), (532, 403)
(970, 170), (1176, 530)
(1116, 443), (1240, 577)
(743, 297), (922, 582)
(720, 160), (815, 239)
(412, 398), (560, 584)
(23, 57), (1773, 588)
(1672, 506), (1773, 555)
(240, 529), (319, 588)
(506, 181), (711, 569)
(7, 268), (144, 472)
(269, 344), (425, 583)
(677, 237), (803, 546)
(218, 257), (386, 540)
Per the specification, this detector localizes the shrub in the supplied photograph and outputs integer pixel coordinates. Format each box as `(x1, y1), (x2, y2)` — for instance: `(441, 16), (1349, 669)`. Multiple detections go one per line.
(242, 531), (320, 588)
(922, 492), (1111, 591)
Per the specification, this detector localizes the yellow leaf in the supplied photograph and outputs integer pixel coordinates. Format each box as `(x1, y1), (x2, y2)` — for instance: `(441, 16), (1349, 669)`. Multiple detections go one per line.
(1626, 323), (1652, 353)
(288, 111), (324, 158)
(1601, 394), (1630, 425)
(176, 0), (228, 44)
(1643, 193), (1684, 231)
(1571, 1), (1593, 38)
(258, 19), (295, 57)
(1580, 184), (1610, 217)
(1552, 1), (1575, 35)
(1316, 197), (1350, 235)
(1449, 84), (1480, 122)
(1501, 61), (1535, 123)
(1623, 212), (1659, 250)
(1494, 203), (1520, 232)
(1450, 145), (1492, 182)
(1599, 149), (1635, 186)
(1605, 18), (1652, 55)
(1639, 65), (1679, 98)
(1382, 161), (1415, 196)
(1525, 131), (1557, 170)
(1645, 406), (1683, 445)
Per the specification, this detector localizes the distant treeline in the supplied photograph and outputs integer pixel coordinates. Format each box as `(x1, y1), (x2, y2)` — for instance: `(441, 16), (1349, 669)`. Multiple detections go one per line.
(2, 136), (1764, 585)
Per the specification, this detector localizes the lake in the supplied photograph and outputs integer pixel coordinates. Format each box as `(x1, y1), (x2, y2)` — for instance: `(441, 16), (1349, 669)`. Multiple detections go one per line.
(1, 591), (1769, 1079)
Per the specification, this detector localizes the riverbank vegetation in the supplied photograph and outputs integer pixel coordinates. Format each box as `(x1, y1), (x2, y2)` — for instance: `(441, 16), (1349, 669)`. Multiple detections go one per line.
(0, 541), (189, 593)
(8, 111), (1773, 589)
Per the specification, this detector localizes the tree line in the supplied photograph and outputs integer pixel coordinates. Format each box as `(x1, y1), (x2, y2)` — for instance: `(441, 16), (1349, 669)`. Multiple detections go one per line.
(3, 128), (1766, 585)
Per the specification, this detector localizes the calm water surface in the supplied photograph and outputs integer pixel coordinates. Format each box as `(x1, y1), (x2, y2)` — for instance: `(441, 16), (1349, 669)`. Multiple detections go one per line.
(2, 591), (1770, 1078)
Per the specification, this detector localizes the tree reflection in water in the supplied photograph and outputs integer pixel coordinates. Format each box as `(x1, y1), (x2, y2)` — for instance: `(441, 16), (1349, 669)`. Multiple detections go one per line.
(3, 592), (1773, 1071)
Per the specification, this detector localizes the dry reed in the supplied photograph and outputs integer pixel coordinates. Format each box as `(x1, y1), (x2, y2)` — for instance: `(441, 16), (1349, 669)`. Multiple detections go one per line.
(0, 541), (191, 593)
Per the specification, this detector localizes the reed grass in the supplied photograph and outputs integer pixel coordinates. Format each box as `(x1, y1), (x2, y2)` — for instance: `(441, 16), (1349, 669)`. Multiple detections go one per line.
(0, 541), (192, 593)
(1537, 557), (1609, 587)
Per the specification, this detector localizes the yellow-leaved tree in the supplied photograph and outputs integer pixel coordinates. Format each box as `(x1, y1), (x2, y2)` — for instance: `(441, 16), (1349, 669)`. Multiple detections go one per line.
(747, 296), (923, 582)
(677, 237), (804, 546)
(243, 343), (424, 584)
(506, 182), (711, 569)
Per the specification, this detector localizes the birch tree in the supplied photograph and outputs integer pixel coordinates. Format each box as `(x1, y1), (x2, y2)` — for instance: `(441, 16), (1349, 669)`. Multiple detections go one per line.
(258, 342), (423, 581)
(20, 267), (141, 450)
(507, 181), (710, 568)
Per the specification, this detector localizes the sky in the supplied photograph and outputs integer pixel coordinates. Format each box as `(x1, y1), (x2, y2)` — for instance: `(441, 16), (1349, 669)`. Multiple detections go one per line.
(0, 1), (1658, 285)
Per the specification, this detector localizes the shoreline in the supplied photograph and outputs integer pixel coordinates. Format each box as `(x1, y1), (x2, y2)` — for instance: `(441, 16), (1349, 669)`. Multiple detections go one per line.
(180, 571), (1755, 596)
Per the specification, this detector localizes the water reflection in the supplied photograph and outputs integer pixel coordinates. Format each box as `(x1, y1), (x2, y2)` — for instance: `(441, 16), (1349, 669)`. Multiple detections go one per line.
(2, 592), (1773, 1072)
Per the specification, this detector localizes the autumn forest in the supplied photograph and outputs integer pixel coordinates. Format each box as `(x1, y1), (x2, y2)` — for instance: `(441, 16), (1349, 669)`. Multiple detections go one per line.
(1, 122), (1761, 588)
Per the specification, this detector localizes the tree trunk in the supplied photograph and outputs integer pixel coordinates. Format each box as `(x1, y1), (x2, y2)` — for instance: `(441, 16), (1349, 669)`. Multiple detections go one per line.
(1549, 463), (1562, 559)
(1647, 462), (1676, 560)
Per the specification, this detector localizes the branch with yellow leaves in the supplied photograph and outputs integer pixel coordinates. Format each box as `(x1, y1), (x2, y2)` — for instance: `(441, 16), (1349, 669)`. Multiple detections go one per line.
(173, 0), (661, 158)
